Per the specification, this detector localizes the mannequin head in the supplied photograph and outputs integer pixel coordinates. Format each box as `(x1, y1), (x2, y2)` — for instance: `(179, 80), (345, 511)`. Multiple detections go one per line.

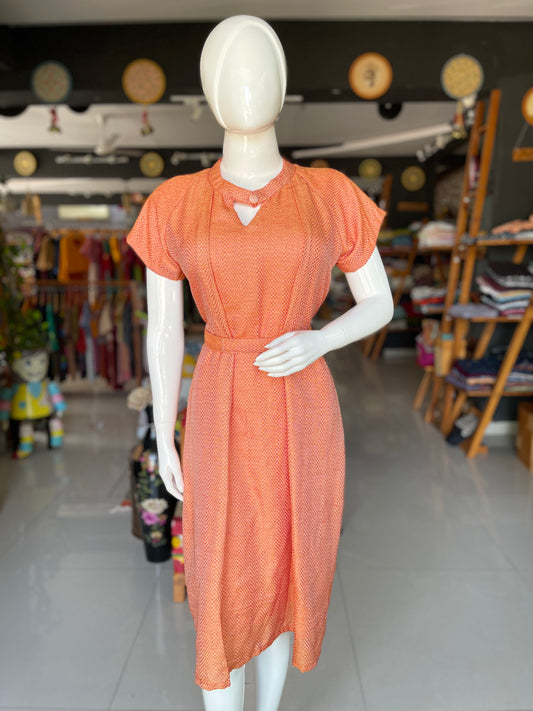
(200, 16), (287, 133)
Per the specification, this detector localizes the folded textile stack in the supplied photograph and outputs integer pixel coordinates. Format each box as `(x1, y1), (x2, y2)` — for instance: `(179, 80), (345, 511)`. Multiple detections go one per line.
(417, 221), (456, 248)
(487, 214), (533, 239)
(476, 261), (533, 316)
(446, 353), (533, 392)
(377, 228), (413, 248)
(411, 285), (447, 314)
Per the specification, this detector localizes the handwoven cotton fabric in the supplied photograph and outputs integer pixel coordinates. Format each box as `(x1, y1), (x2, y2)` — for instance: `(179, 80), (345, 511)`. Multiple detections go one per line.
(127, 159), (385, 690)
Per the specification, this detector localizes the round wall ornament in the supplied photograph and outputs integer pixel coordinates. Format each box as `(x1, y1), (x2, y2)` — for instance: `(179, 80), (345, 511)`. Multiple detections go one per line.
(31, 61), (72, 104)
(359, 158), (383, 178)
(140, 152), (165, 177)
(521, 88), (533, 126)
(14, 151), (38, 177)
(122, 59), (166, 104)
(441, 54), (484, 100)
(401, 165), (426, 192)
(349, 53), (393, 100)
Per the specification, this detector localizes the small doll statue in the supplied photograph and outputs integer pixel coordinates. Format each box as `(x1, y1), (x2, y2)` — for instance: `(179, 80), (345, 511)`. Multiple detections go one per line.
(0, 348), (66, 458)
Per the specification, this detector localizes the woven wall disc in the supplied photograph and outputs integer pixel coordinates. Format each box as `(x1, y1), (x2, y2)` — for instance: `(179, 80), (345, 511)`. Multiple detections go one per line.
(31, 61), (72, 103)
(359, 158), (383, 178)
(122, 59), (166, 104)
(441, 54), (484, 100)
(521, 88), (533, 126)
(349, 53), (393, 100)
(401, 165), (426, 192)
(139, 151), (165, 177)
(14, 151), (38, 177)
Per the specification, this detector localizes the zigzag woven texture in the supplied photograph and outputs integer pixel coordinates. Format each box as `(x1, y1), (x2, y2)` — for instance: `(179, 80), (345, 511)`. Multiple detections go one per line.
(128, 159), (385, 690)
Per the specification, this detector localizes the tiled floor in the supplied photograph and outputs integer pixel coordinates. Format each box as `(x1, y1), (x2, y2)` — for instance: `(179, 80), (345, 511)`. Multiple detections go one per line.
(2, 345), (533, 711)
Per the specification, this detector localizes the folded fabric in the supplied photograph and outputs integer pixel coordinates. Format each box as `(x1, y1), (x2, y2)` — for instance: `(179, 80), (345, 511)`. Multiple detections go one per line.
(418, 221), (456, 248)
(476, 274), (532, 300)
(491, 215), (533, 234)
(486, 262), (533, 288)
(480, 297), (529, 316)
(411, 286), (447, 301)
(446, 353), (533, 391)
(448, 302), (498, 319)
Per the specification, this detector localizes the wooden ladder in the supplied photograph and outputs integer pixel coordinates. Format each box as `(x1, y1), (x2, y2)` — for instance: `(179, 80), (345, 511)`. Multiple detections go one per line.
(418, 89), (502, 423)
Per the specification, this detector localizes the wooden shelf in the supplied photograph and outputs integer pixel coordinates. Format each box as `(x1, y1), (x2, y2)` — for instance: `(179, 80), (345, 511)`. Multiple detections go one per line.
(447, 386), (533, 397)
(452, 313), (526, 323)
(415, 90), (532, 460)
(379, 244), (453, 256)
(466, 236), (533, 247)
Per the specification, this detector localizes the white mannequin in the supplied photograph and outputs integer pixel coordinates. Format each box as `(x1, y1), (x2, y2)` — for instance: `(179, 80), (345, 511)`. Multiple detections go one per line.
(145, 15), (393, 711)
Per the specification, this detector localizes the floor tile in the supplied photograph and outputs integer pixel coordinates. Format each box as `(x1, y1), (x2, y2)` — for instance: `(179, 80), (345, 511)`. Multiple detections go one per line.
(338, 513), (513, 571)
(339, 567), (533, 711)
(0, 508), (149, 571)
(3, 351), (533, 711)
(0, 488), (55, 557)
(280, 574), (365, 711)
(110, 564), (203, 711)
(0, 567), (155, 709)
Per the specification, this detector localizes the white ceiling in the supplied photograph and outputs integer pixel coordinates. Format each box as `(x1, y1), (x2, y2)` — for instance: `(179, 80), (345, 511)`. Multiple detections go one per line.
(0, 101), (457, 154)
(0, 0), (507, 196)
(1, 100), (458, 195)
(1, 0), (533, 23)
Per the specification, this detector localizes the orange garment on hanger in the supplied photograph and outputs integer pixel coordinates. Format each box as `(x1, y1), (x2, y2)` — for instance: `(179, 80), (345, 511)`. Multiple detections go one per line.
(127, 159), (385, 690)
(58, 231), (89, 283)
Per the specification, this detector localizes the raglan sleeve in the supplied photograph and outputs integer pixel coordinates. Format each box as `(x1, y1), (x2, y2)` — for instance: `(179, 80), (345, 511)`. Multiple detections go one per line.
(126, 189), (184, 281)
(333, 172), (386, 273)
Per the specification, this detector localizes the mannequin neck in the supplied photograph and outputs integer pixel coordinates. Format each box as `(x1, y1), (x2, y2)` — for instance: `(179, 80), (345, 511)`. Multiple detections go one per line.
(220, 126), (283, 190)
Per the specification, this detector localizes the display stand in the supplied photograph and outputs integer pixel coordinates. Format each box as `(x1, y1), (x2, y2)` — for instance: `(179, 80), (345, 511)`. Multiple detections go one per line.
(439, 236), (533, 457)
(419, 89), (502, 424)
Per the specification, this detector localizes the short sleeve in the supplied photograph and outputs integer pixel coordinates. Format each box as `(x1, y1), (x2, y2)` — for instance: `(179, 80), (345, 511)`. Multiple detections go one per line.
(333, 173), (386, 273)
(127, 191), (184, 281)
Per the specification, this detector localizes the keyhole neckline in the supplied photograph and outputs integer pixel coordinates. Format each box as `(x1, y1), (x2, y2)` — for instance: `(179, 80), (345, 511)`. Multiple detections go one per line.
(208, 158), (296, 209)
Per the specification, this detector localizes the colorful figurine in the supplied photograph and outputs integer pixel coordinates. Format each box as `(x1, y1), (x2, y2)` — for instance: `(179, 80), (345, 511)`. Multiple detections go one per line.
(0, 349), (66, 458)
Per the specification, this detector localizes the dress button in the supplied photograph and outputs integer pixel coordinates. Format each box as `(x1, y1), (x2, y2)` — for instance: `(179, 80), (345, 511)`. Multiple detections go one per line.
(249, 193), (259, 205)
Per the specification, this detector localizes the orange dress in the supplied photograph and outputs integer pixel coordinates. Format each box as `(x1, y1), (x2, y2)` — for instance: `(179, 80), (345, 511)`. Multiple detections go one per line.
(127, 160), (385, 690)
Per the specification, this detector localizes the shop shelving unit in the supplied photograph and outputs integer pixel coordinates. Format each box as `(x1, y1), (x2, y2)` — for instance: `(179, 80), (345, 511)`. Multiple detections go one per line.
(439, 235), (533, 457)
(420, 89), (502, 427)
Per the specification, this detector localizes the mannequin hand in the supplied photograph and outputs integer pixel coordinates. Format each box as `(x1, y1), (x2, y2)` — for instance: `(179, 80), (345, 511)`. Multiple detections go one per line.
(254, 330), (329, 377)
(156, 436), (184, 501)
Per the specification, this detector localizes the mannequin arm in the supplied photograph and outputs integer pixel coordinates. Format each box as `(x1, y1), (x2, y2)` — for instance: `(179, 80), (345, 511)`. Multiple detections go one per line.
(254, 247), (393, 376)
(146, 268), (185, 500)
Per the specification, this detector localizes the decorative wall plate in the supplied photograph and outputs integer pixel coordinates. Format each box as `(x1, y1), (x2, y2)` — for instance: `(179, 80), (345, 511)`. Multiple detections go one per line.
(521, 88), (533, 126)
(31, 61), (72, 104)
(349, 53), (393, 100)
(122, 59), (166, 104)
(14, 151), (38, 177)
(359, 158), (382, 178)
(401, 166), (426, 192)
(441, 54), (484, 100)
(140, 152), (165, 177)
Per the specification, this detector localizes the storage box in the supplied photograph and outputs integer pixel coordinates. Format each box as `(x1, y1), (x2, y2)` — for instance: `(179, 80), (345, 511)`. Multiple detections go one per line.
(516, 402), (533, 471)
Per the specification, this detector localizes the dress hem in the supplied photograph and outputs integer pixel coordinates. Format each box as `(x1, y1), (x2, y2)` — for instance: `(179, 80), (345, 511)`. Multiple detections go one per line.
(195, 626), (319, 691)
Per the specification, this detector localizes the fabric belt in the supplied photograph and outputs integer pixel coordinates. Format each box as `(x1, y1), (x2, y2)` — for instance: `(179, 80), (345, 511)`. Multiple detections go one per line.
(204, 331), (273, 353)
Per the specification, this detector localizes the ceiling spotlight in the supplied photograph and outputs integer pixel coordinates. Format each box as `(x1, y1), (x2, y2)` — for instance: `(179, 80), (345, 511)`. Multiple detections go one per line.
(378, 102), (403, 120)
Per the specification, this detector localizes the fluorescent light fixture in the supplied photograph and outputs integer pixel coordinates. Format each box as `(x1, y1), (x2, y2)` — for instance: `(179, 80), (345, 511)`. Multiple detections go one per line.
(292, 123), (453, 158)
(57, 204), (111, 221)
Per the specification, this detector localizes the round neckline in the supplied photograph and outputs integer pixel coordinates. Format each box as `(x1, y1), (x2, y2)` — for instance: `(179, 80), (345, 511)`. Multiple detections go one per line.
(208, 157), (296, 207)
